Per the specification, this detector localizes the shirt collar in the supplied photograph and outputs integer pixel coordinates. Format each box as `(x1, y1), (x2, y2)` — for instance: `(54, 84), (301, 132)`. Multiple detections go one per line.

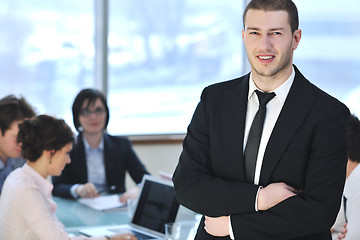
(248, 66), (295, 103)
(22, 163), (53, 198)
(82, 135), (104, 151)
(0, 158), (15, 170)
(0, 158), (4, 169)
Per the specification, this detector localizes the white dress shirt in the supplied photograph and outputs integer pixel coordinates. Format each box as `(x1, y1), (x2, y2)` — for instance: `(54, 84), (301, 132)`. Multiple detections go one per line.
(0, 164), (85, 240)
(230, 68), (295, 239)
(332, 163), (360, 240)
(244, 69), (294, 185)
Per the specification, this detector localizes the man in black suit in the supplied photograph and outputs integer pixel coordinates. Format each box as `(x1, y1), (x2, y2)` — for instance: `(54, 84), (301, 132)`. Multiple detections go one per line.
(172, 0), (350, 239)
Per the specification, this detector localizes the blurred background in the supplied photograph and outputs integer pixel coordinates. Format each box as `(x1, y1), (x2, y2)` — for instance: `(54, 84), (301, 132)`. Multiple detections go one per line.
(1, 0), (359, 136)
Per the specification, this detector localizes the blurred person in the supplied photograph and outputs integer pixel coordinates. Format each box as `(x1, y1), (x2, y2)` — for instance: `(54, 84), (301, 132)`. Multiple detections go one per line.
(332, 114), (360, 240)
(172, 0), (350, 239)
(0, 94), (36, 193)
(0, 115), (137, 240)
(52, 89), (149, 203)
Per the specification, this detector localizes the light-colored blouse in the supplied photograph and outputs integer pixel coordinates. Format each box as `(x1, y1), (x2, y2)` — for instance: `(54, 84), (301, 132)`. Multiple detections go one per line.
(332, 164), (360, 240)
(0, 164), (84, 240)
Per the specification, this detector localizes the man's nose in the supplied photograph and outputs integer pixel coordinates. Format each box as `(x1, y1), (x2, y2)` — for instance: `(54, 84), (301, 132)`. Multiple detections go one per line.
(258, 35), (272, 50)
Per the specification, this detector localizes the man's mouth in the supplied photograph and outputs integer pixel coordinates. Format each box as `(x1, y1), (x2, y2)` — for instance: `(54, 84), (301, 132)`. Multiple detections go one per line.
(257, 55), (275, 63)
(258, 55), (274, 60)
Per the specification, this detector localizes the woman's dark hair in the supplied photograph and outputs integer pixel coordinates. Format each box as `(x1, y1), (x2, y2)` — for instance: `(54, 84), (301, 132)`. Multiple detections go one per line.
(17, 115), (75, 162)
(72, 88), (110, 132)
(243, 0), (299, 34)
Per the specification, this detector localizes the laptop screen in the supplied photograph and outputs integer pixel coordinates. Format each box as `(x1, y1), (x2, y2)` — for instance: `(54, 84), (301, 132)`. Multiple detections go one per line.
(131, 177), (179, 234)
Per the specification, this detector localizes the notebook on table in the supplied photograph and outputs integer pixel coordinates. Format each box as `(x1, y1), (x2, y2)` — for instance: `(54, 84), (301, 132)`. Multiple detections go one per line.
(79, 175), (180, 240)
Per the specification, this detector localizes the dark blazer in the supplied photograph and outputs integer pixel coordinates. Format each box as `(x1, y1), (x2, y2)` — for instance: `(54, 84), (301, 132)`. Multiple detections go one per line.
(52, 133), (149, 199)
(173, 66), (350, 240)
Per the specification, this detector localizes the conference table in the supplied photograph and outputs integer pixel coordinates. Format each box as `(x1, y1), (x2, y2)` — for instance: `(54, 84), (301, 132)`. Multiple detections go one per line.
(54, 196), (199, 237)
(54, 196), (130, 234)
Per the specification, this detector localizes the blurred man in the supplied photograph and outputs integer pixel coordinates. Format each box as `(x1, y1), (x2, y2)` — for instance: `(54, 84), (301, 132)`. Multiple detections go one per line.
(0, 94), (36, 193)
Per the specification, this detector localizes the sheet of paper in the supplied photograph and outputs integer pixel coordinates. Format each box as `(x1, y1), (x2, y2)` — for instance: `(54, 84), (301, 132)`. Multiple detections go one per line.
(78, 195), (125, 211)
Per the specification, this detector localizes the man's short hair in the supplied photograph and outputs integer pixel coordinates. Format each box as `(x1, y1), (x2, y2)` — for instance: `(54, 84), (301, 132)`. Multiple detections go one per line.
(0, 95), (36, 136)
(348, 114), (360, 163)
(243, 0), (299, 34)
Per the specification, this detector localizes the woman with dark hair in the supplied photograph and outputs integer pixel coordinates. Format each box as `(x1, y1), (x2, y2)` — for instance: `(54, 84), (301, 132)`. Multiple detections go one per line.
(0, 115), (137, 239)
(52, 89), (149, 202)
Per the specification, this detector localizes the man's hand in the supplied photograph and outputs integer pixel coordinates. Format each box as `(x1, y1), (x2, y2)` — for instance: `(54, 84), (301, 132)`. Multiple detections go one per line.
(258, 182), (299, 211)
(336, 223), (347, 240)
(204, 216), (230, 237)
(76, 182), (98, 198)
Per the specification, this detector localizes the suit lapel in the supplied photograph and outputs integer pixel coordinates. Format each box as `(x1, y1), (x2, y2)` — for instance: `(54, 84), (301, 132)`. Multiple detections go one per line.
(259, 66), (316, 185)
(222, 75), (249, 180)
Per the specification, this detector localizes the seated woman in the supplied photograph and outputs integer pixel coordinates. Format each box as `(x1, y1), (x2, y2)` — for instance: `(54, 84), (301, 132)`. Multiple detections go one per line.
(0, 115), (137, 240)
(52, 89), (149, 202)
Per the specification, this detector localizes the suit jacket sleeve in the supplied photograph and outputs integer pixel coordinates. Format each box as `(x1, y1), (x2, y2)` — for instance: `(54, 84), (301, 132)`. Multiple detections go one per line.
(173, 86), (260, 217)
(52, 135), (87, 199)
(100, 134), (149, 193)
(117, 137), (149, 184)
(51, 171), (77, 199)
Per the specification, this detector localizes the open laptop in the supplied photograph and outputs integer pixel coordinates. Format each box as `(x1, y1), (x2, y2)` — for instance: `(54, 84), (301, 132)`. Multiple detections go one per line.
(79, 175), (180, 239)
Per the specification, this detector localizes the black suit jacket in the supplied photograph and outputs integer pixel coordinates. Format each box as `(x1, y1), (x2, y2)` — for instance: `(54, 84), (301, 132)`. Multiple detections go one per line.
(52, 133), (149, 199)
(173, 66), (350, 240)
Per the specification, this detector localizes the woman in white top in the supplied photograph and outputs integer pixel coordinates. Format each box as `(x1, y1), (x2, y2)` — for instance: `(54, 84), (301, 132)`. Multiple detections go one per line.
(0, 115), (137, 240)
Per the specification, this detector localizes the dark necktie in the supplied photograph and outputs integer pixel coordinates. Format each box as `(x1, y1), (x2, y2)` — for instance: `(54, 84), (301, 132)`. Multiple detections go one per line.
(244, 90), (276, 183)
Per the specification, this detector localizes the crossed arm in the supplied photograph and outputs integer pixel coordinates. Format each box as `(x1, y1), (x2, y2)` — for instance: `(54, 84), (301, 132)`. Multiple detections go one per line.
(204, 182), (299, 237)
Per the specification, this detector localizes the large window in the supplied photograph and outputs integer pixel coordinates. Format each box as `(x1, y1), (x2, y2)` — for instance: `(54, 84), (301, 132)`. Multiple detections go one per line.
(107, 0), (246, 135)
(107, 0), (360, 135)
(0, 0), (95, 128)
(293, 0), (360, 116)
(1, 0), (359, 136)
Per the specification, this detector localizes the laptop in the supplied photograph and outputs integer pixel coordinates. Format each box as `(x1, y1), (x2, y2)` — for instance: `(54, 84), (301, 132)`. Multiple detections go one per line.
(79, 175), (180, 239)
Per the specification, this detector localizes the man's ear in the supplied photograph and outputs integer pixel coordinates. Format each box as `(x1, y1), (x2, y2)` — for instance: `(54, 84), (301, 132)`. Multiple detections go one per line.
(292, 29), (302, 50)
